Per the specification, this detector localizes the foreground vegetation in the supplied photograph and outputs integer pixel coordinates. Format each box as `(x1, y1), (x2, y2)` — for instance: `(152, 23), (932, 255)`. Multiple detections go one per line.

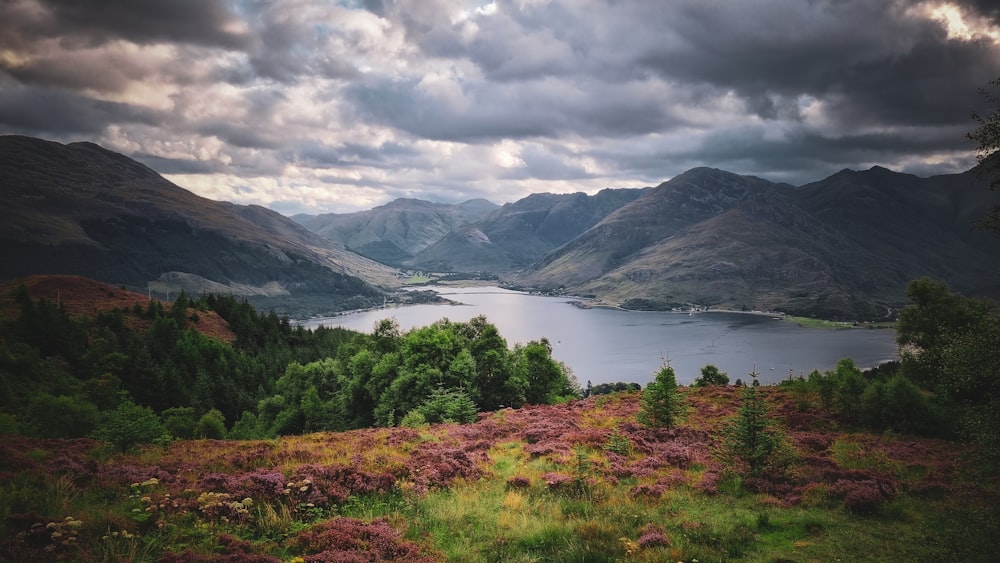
(1, 274), (999, 560)
(2, 386), (997, 561)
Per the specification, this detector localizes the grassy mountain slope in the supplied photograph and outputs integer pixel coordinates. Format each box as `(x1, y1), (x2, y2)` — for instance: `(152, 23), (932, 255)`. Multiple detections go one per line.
(0, 135), (396, 315)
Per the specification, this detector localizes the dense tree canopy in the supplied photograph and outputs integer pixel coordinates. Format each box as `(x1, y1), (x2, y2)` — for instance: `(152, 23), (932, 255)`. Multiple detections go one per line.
(0, 288), (575, 443)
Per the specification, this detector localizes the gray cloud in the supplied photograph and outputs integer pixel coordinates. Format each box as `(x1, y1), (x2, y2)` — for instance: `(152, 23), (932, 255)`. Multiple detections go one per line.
(0, 86), (159, 135)
(0, 0), (998, 214)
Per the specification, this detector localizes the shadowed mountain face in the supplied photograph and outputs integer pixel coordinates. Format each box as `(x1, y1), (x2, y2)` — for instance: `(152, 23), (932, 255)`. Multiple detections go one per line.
(0, 135), (393, 315)
(293, 198), (499, 266)
(514, 167), (1000, 320)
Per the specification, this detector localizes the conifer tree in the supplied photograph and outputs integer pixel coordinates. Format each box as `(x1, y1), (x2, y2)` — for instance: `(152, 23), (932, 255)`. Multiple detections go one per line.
(637, 364), (680, 428)
(723, 367), (787, 476)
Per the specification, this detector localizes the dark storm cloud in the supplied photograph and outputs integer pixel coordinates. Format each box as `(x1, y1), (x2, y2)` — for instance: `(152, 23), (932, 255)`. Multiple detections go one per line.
(632, 0), (999, 125)
(0, 86), (159, 135)
(35, 0), (249, 49)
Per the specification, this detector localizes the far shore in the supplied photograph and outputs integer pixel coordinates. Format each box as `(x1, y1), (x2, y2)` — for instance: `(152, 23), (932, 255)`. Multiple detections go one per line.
(295, 284), (894, 329)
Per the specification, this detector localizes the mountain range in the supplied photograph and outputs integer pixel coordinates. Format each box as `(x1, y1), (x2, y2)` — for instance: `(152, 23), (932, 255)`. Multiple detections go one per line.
(2, 135), (998, 320)
(513, 166), (1000, 319)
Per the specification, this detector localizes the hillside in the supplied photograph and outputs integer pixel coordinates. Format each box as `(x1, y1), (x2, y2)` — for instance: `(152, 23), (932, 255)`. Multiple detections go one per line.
(0, 274), (236, 343)
(1, 387), (996, 561)
(0, 135), (396, 316)
(515, 167), (1000, 320)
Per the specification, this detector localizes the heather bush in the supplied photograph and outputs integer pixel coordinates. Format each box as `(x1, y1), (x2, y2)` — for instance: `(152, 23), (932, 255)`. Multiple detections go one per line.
(637, 523), (670, 548)
(292, 517), (437, 562)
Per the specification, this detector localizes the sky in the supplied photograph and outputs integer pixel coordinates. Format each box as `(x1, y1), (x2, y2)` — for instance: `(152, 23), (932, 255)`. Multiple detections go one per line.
(2, 0), (999, 215)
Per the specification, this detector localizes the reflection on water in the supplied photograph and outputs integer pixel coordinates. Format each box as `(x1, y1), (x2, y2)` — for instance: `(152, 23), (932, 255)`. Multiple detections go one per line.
(297, 286), (898, 386)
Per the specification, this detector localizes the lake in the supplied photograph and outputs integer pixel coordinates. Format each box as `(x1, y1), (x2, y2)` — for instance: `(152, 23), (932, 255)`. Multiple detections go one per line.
(297, 286), (899, 387)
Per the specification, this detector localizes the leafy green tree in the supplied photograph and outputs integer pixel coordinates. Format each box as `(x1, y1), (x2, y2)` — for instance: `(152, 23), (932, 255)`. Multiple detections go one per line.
(968, 76), (1000, 234)
(161, 406), (197, 439)
(229, 410), (261, 440)
(513, 338), (569, 405)
(93, 401), (168, 452)
(693, 364), (729, 387)
(637, 364), (681, 428)
(194, 408), (227, 439)
(722, 369), (789, 476)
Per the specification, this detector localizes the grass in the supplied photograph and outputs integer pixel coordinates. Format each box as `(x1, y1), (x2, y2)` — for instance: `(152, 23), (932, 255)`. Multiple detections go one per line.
(1, 389), (997, 561)
(785, 316), (897, 330)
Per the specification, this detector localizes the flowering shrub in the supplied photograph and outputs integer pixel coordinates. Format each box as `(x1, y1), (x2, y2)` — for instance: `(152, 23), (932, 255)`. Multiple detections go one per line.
(408, 444), (484, 492)
(637, 523), (671, 549)
(292, 517), (437, 562)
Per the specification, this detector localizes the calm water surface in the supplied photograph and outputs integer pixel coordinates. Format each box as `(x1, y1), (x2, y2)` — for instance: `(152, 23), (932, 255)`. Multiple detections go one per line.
(298, 286), (899, 386)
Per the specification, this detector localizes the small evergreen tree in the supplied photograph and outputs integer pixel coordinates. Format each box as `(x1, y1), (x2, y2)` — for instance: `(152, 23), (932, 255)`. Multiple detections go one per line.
(637, 364), (681, 428)
(723, 368), (788, 476)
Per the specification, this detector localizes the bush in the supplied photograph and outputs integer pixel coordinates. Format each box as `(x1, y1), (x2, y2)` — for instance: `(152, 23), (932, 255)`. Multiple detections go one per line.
(162, 406), (197, 439)
(694, 364), (730, 387)
(93, 400), (168, 452)
(195, 408), (227, 439)
(24, 393), (99, 438)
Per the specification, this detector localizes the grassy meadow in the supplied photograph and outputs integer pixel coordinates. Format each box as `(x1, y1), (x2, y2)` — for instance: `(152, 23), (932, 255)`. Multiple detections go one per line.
(1, 385), (997, 562)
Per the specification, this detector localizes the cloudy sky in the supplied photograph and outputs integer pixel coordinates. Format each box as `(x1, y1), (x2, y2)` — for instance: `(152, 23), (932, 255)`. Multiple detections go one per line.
(2, 0), (999, 215)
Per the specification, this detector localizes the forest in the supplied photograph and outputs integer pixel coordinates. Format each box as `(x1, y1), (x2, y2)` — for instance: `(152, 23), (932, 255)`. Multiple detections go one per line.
(0, 284), (580, 445)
